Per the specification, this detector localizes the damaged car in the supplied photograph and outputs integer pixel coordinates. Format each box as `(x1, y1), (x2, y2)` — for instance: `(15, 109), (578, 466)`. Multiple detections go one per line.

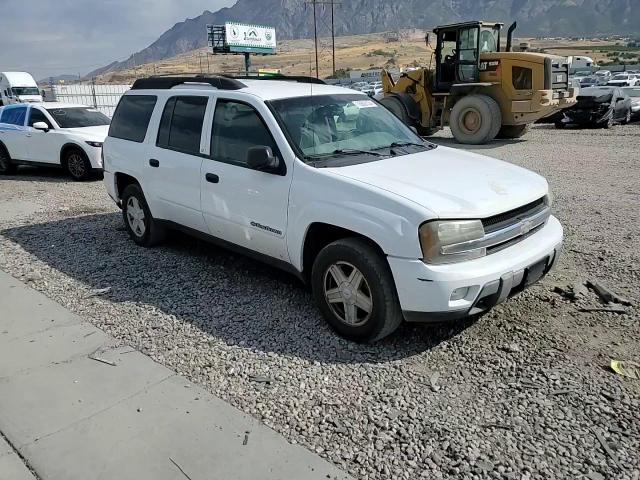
(555, 87), (632, 129)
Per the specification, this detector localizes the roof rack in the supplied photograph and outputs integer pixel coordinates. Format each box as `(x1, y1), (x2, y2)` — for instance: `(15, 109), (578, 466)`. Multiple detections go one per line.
(131, 75), (246, 91)
(222, 73), (327, 85)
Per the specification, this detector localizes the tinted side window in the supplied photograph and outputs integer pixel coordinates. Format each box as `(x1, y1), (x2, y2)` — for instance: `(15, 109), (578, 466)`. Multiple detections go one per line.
(28, 108), (53, 129)
(157, 96), (208, 155)
(211, 100), (278, 167)
(109, 95), (157, 143)
(0, 106), (27, 126)
(156, 97), (176, 148)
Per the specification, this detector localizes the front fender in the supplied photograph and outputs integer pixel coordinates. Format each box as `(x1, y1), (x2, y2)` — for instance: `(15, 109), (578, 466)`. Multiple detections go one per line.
(287, 164), (431, 271)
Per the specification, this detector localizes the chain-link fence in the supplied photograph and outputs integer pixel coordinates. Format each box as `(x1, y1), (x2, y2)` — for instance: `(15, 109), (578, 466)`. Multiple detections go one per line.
(47, 82), (130, 117)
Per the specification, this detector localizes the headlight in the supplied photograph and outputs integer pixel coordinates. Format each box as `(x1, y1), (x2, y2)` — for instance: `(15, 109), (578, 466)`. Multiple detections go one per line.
(85, 141), (103, 148)
(419, 220), (486, 264)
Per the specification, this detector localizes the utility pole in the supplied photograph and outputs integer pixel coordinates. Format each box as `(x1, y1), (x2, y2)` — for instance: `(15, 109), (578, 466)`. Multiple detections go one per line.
(312, 0), (319, 77)
(305, 0), (340, 78)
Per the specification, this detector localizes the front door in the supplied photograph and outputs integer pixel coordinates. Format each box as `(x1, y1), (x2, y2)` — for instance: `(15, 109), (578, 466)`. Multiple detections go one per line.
(200, 97), (292, 262)
(24, 107), (58, 164)
(145, 94), (209, 232)
(456, 26), (480, 83)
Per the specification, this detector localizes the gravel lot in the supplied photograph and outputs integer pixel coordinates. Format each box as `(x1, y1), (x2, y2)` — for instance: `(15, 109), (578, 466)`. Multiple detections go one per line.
(1, 124), (639, 480)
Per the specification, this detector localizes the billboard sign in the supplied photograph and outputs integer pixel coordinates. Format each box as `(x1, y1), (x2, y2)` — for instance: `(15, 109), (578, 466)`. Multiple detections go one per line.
(225, 22), (277, 54)
(349, 69), (383, 80)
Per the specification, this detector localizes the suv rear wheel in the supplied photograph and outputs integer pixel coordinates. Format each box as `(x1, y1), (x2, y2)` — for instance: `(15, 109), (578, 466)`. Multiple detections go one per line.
(121, 184), (166, 247)
(311, 238), (403, 342)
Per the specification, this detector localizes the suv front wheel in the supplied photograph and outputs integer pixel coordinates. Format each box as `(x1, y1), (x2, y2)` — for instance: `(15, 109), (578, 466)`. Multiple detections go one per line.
(311, 238), (403, 342)
(121, 184), (166, 247)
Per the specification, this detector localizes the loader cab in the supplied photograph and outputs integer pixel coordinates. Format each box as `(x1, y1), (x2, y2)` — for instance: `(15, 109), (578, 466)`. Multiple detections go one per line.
(434, 21), (502, 92)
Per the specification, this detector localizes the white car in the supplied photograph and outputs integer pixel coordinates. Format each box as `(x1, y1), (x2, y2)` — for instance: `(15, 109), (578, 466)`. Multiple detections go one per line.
(607, 73), (639, 87)
(0, 102), (110, 180)
(622, 87), (640, 117)
(103, 75), (563, 342)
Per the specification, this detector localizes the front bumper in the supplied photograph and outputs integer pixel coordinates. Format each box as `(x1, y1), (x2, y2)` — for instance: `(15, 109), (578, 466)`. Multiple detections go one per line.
(562, 108), (611, 125)
(388, 215), (563, 322)
(86, 146), (104, 170)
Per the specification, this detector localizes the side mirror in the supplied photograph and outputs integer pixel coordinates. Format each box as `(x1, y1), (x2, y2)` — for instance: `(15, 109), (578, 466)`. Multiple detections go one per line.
(247, 146), (279, 172)
(33, 122), (49, 132)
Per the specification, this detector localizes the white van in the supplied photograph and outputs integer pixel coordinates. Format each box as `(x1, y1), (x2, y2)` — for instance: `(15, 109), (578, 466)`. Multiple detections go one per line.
(0, 72), (43, 106)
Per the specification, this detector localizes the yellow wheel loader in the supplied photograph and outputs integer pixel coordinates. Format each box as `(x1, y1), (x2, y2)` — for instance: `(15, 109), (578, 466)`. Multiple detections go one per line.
(380, 21), (577, 144)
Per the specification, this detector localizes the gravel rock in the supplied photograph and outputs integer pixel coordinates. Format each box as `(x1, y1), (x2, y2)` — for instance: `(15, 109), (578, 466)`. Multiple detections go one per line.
(1, 125), (639, 479)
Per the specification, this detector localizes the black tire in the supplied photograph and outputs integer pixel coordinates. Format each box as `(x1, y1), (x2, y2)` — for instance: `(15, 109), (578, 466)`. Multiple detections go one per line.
(121, 184), (166, 247)
(449, 94), (502, 144)
(496, 124), (530, 139)
(379, 95), (413, 126)
(63, 148), (92, 181)
(602, 116), (613, 129)
(311, 237), (403, 342)
(0, 143), (17, 175)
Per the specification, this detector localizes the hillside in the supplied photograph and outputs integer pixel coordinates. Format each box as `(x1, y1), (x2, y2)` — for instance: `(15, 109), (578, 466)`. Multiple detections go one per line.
(89, 0), (640, 78)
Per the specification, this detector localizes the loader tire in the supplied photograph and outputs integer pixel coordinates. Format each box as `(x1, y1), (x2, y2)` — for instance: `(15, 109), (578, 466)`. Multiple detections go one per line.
(449, 95), (502, 145)
(380, 95), (413, 126)
(497, 124), (530, 139)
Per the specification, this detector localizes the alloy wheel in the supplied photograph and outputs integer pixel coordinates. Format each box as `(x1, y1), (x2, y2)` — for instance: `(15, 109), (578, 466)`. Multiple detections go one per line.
(67, 153), (86, 179)
(126, 197), (147, 237)
(323, 261), (373, 326)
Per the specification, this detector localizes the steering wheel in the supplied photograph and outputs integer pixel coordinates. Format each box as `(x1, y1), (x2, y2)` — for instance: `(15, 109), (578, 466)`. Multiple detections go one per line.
(445, 50), (457, 63)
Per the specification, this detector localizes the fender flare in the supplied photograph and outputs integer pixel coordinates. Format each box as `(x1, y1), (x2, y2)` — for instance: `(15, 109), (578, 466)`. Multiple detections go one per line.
(60, 142), (88, 166)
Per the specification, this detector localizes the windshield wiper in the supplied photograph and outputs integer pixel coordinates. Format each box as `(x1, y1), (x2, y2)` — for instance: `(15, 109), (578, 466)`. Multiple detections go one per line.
(305, 148), (385, 161)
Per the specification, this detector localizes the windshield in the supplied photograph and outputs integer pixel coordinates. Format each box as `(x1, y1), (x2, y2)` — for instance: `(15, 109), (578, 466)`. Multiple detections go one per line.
(11, 87), (40, 96)
(612, 75), (628, 80)
(479, 27), (499, 53)
(268, 94), (433, 164)
(46, 107), (110, 128)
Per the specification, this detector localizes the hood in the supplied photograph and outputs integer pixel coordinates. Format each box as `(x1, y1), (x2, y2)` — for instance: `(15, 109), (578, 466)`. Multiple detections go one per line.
(325, 146), (548, 219)
(61, 125), (109, 141)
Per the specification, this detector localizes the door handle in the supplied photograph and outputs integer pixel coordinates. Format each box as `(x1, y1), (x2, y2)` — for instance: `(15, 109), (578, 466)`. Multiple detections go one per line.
(149, 159), (160, 167)
(26, 134), (32, 138)
(205, 173), (219, 184)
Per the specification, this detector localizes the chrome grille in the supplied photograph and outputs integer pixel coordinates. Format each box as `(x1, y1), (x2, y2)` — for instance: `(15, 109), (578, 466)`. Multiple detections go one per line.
(440, 197), (550, 258)
(482, 197), (547, 234)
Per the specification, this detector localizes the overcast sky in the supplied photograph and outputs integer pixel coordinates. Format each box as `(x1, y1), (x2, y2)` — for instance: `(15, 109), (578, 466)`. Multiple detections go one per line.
(0, 0), (235, 80)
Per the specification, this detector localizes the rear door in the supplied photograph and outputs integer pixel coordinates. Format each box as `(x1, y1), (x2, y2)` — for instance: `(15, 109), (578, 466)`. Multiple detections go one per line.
(24, 106), (58, 164)
(0, 105), (30, 159)
(200, 96), (292, 261)
(145, 94), (209, 232)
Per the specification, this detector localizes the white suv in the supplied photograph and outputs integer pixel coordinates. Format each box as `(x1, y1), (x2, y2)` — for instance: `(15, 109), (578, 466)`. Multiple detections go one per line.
(0, 102), (110, 180)
(103, 75), (563, 342)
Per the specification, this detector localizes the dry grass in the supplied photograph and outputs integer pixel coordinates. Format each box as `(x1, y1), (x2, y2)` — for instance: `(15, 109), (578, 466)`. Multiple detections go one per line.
(95, 33), (635, 84)
(96, 30), (433, 83)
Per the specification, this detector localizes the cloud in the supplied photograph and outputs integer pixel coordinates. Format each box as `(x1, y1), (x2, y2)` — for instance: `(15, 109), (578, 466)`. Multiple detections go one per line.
(0, 0), (235, 80)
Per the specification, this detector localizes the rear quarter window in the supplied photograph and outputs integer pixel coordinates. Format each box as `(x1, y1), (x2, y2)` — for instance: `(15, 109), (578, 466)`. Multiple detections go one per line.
(109, 95), (157, 143)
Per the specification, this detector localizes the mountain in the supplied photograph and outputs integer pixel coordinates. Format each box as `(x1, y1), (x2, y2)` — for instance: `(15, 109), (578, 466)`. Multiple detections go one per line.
(88, 0), (639, 77)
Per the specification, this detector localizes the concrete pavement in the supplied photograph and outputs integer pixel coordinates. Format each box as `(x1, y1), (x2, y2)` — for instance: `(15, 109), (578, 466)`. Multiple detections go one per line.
(0, 270), (353, 480)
